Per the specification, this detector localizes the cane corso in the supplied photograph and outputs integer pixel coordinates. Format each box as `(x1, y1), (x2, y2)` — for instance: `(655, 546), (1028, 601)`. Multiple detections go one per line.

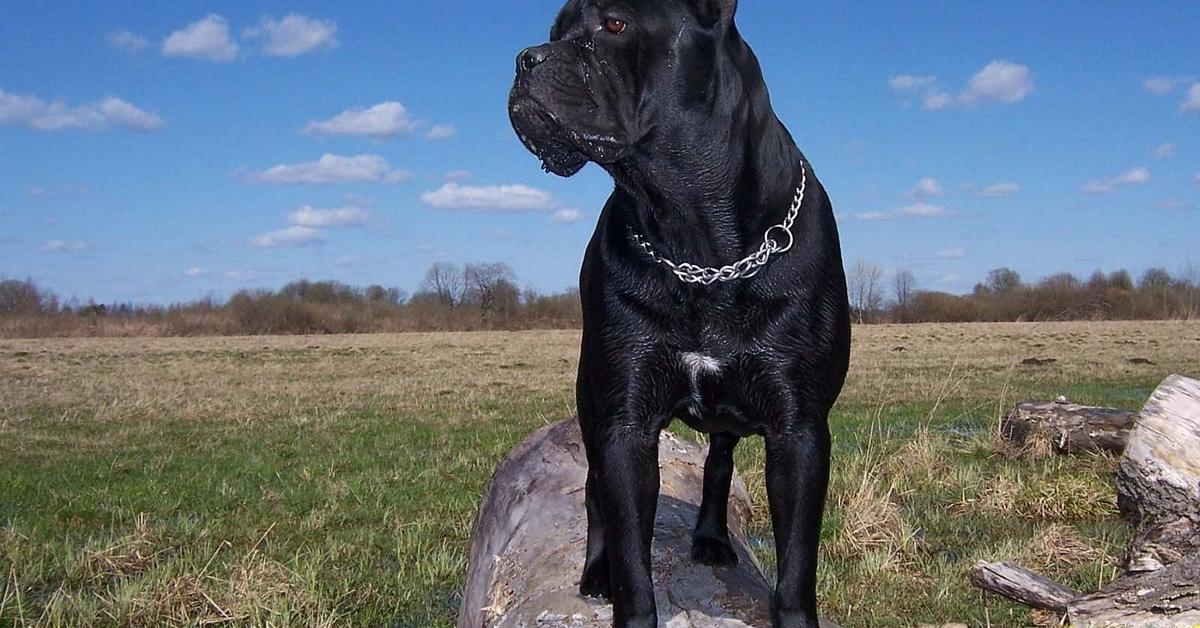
(508, 1), (850, 626)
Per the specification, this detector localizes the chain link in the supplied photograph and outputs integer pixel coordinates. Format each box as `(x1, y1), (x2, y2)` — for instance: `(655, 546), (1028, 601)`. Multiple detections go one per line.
(631, 160), (807, 285)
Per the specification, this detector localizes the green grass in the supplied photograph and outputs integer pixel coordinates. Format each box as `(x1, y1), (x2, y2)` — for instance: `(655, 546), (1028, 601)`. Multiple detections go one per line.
(1, 322), (1198, 626)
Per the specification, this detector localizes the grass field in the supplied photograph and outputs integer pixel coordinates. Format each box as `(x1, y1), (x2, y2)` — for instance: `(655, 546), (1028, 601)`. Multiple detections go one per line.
(2, 321), (1199, 627)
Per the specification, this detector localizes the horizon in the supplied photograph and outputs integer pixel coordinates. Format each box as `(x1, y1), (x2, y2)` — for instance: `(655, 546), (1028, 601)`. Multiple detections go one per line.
(3, 261), (1193, 309)
(2, 1), (1198, 305)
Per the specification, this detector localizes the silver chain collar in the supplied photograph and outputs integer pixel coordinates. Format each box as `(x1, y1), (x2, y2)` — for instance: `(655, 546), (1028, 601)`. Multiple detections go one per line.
(630, 160), (807, 285)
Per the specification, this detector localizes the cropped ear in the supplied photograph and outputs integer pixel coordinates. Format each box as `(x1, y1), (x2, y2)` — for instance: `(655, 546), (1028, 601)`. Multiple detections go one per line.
(693, 0), (737, 30)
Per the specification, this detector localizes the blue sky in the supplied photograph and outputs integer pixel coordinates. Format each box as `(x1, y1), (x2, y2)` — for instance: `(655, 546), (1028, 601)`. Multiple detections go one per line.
(1, 1), (1198, 304)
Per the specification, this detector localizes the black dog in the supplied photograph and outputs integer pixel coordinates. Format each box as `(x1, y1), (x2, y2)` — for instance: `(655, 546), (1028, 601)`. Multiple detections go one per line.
(509, 1), (850, 626)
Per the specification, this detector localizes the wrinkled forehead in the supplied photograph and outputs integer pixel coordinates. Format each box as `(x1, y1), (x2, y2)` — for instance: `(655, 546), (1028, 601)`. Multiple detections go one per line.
(550, 0), (684, 39)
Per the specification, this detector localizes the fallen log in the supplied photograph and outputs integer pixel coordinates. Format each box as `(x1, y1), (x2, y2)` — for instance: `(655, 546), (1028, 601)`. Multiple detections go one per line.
(1116, 374), (1200, 572)
(967, 562), (1079, 613)
(971, 375), (1200, 626)
(1001, 400), (1134, 455)
(1068, 554), (1200, 626)
(458, 418), (839, 627)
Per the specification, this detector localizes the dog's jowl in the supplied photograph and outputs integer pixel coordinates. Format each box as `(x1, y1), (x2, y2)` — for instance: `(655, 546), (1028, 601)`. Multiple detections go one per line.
(509, 1), (851, 627)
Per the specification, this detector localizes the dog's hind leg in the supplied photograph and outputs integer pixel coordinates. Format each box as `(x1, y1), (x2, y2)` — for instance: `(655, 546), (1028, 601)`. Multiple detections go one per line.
(691, 431), (741, 566)
(579, 465), (611, 599)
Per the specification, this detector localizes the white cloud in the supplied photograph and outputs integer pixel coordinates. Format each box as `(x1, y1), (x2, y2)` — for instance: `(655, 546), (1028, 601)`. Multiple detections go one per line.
(889, 75), (936, 91)
(1083, 167), (1150, 194)
(938, 247), (968, 259)
(246, 154), (410, 185)
(40, 240), (89, 253)
(922, 91), (953, 111)
(420, 183), (557, 212)
(245, 14), (337, 57)
(1144, 76), (1193, 95)
(29, 184), (91, 199)
(1182, 83), (1200, 113)
(108, 30), (149, 53)
(224, 270), (259, 281)
(1082, 181), (1116, 195)
(896, 203), (951, 218)
(163, 14), (238, 62)
(977, 182), (1021, 198)
(425, 124), (457, 140)
(287, 205), (371, 228)
(184, 267), (207, 277)
(961, 61), (1034, 105)
(1144, 77), (1176, 95)
(0, 89), (164, 132)
(444, 170), (472, 182)
(251, 225), (323, 247)
(894, 60), (1033, 111)
(550, 208), (582, 224)
(1114, 167), (1150, 185)
(304, 102), (419, 138)
(853, 211), (892, 221)
(908, 177), (943, 199)
(99, 98), (166, 131)
(1154, 143), (1175, 158)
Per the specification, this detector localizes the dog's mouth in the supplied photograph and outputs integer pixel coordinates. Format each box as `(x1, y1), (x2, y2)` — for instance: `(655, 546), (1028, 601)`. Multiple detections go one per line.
(509, 95), (589, 177)
(509, 91), (630, 178)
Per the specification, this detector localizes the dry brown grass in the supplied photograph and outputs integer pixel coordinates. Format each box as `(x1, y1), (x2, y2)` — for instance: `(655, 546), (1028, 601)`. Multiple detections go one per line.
(2, 320), (1198, 626)
(829, 467), (923, 572)
(1020, 524), (1114, 575)
(84, 514), (164, 583)
(2, 321), (1196, 433)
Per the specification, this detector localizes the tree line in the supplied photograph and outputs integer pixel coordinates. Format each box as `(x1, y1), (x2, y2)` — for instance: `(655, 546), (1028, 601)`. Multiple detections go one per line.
(848, 261), (1200, 324)
(2, 261), (1198, 337)
(0, 262), (580, 337)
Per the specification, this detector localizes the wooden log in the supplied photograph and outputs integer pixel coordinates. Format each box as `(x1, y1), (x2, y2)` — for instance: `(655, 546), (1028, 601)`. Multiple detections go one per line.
(967, 561), (1080, 612)
(1000, 400), (1134, 455)
(1068, 554), (1200, 627)
(1116, 375), (1200, 572)
(458, 418), (839, 628)
(971, 375), (1200, 625)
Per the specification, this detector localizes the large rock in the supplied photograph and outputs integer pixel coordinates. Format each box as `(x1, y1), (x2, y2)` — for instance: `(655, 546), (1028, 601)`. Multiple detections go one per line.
(458, 418), (837, 627)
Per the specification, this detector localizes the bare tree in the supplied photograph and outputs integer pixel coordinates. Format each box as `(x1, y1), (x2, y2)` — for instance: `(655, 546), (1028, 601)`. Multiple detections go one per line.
(848, 260), (884, 324)
(463, 262), (519, 321)
(893, 269), (916, 322)
(421, 262), (464, 307)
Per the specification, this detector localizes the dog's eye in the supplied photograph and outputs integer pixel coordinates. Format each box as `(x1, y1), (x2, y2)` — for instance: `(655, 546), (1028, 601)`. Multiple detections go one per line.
(603, 18), (627, 35)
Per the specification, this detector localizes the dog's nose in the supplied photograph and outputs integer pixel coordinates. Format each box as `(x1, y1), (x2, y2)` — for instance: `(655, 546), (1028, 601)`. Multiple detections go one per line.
(517, 45), (553, 74)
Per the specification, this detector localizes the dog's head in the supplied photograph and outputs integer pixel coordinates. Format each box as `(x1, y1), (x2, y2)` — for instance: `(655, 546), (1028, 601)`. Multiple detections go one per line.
(508, 0), (738, 177)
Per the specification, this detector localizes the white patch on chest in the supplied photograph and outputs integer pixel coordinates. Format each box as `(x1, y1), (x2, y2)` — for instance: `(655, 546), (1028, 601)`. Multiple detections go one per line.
(680, 352), (722, 377)
(680, 352), (722, 416)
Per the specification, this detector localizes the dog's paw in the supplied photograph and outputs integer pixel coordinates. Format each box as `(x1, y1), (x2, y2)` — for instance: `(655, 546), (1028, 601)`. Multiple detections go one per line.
(578, 564), (611, 599)
(690, 535), (739, 567)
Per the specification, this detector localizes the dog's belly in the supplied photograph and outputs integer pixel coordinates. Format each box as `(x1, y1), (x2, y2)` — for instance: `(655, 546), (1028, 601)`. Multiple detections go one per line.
(670, 352), (762, 437)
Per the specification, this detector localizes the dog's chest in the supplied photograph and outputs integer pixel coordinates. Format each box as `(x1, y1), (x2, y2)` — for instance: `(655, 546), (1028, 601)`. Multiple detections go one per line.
(672, 347), (762, 436)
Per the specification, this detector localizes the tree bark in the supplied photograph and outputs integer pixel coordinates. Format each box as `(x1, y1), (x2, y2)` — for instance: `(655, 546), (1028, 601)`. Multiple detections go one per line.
(1068, 555), (1200, 627)
(458, 418), (838, 628)
(1116, 374), (1200, 572)
(967, 562), (1080, 612)
(1001, 400), (1134, 455)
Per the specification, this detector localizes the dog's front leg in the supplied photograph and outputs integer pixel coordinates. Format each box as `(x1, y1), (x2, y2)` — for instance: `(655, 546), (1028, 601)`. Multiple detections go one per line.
(764, 419), (831, 628)
(588, 423), (661, 627)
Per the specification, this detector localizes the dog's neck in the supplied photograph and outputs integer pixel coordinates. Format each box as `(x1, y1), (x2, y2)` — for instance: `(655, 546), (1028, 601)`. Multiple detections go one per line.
(607, 40), (807, 269)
